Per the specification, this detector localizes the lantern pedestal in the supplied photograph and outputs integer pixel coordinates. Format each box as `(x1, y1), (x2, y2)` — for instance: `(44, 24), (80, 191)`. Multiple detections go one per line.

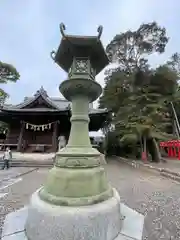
(2, 190), (144, 240)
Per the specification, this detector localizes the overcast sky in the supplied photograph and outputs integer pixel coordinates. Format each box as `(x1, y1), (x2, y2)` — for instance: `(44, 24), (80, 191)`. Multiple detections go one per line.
(1, 0), (180, 107)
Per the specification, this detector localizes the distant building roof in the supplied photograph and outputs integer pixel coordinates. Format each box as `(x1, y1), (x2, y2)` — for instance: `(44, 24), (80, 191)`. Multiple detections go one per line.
(1, 86), (108, 115)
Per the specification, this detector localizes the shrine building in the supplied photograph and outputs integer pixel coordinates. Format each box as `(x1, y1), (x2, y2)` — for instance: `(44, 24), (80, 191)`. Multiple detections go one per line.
(0, 87), (108, 153)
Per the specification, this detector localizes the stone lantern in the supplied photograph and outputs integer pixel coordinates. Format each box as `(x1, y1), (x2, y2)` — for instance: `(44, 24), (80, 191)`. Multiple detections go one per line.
(1, 23), (144, 240)
(37, 23), (112, 207)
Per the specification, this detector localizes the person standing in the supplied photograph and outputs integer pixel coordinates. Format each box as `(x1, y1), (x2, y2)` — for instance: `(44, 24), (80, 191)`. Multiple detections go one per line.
(58, 135), (66, 151)
(1, 147), (12, 170)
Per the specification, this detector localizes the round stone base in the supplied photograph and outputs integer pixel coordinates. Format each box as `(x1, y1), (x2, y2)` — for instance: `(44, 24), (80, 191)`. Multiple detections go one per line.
(25, 188), (122, 240)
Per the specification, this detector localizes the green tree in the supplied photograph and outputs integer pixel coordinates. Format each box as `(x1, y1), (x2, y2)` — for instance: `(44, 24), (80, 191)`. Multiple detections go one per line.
(0, 61), (20, 133)
(106, 21), (168, 74)
(99, 22), (177, 162)
(101, 21), (169, 113)
(166, 52), (180, 78)
(166, 53), (180, 136)
(0, 61), (20, 99)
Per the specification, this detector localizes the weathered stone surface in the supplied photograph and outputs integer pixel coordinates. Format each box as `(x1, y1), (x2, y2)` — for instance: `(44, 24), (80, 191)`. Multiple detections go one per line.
(39, 165), (112, 206)
(120, 203), (144, 240)
(1, 207), (27, 238)
(1, 191), (144, 240)
(25, 188), (122, 240)
(2, 232), (27, 240)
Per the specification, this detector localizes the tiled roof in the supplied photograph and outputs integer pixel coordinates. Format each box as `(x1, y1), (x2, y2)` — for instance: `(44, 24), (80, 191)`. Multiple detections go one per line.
(1, 87), (108, 115)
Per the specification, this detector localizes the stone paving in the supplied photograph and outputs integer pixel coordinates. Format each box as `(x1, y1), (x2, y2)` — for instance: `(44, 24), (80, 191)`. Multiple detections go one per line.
(0, 160), (180, 239)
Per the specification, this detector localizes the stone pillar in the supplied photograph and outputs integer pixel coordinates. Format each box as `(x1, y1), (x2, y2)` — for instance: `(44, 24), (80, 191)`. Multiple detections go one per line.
(17, 121), (25, 152)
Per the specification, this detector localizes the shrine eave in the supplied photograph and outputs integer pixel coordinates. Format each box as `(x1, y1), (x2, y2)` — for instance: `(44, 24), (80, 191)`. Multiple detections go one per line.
(0, 108), (69, 116)
(0, 108), (65, 112)
(0, 107), (109, 116)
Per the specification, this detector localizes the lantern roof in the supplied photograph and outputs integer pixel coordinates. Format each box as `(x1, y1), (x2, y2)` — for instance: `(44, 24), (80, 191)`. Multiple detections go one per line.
(51, 23), (109, 75)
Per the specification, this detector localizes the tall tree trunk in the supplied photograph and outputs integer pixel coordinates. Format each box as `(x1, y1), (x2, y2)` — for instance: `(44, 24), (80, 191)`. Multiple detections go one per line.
(147, 138), (161, 162)
(143, 135), (147, 160)
(132, 142), (137, 158)
(138, 133), (143, 158)
(152, 138), (161, 162)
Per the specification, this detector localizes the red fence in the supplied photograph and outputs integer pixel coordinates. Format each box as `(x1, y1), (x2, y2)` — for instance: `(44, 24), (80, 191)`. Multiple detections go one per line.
(160, 140), (180, 160)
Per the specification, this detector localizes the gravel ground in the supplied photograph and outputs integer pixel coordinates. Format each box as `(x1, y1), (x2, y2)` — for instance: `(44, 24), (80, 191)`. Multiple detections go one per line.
(0, 160), (180, 239)
(106, 160), (180, 240)
(0, 167), (44, 237)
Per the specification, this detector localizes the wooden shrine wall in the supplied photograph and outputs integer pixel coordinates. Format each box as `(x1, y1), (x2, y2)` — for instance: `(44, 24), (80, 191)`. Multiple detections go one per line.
(3, 120), (71, 152)
(5, 126), (19, 145)
(23, 129), (53, 145)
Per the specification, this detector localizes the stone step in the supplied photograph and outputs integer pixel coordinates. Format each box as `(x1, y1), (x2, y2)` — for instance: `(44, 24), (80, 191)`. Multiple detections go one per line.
(0, 160), (53, 168)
